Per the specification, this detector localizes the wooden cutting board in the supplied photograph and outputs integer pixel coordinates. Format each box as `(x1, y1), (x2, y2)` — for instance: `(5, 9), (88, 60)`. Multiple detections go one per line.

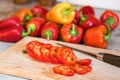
(0, 36), (120, 80)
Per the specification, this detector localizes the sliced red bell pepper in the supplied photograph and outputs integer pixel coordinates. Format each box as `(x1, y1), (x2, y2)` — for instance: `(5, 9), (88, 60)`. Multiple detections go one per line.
(53, 65), (75, 76)
(31, 5), (49, 19)
(26, 40), (45, 61)
(49, 46), (61, 64)
(22, 17), (46, 37)
(40, 43), (53, 63)
(0, 16), (22, 29)
(55, 47), (65, 63)
(60, 23), (84, 44)
(77, 59), (92, 65)
(83, 25), (111, 48)
(79, 13), (101, 30)
(74, 64), (92, 75)
(60, 47), (77, 66)
(40, 21), (59, 40)
(56, 47), (77, 66)
(100, 10), (119, 30)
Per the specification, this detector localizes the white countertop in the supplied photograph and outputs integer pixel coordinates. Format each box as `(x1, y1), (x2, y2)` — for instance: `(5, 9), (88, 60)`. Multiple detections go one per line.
(0, 0), (120, 80)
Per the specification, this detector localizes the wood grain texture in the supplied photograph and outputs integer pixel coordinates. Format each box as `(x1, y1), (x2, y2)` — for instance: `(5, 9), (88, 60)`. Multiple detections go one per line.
(0, 36), (120, 80)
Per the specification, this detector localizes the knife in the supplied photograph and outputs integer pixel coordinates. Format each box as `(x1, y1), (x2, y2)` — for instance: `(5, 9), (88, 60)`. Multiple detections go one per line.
(55, 41), (120, 67)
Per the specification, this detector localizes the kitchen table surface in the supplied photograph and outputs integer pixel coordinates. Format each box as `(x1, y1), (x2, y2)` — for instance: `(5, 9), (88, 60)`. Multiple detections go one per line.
(0, 0), (120, 80)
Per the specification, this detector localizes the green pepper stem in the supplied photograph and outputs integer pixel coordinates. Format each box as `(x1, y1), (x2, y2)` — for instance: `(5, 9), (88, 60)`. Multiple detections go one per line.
(80, 12), (87, 23)
(36, 14), (41, 17)
(62, 6), (76, 16)
(106, 17), (115, 26)
(70, 24), (78, 36)
(25, 15), (32, 22)
(104, 26), (111, 41)
(22, 23), (36, 37)
(44, 30), (52, 40)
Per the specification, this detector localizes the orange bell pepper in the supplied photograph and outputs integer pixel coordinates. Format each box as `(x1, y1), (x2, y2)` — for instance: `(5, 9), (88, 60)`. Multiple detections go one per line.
(47, 2), (76, 25)
(12, 8), (33, 22)
(83, 25), (111, 48)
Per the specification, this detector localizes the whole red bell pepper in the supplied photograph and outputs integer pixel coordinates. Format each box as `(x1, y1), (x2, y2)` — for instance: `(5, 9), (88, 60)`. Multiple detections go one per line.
(72, 10), (81, 26)
(60, 23), (84, 44)
(73, 5), (95, 26)
(31, 5), (49, 19)
(79, 13), (101, 30)
(79, 5), (95, 15)
(0, 16), (25, 42)
(100, 10), (119, 30)
(40, 21), (59, 40)
(0, 26), (24, 42)
(0, 16), (22, 29)
(83, 25), (111, 48)
(22, 17), (46, 37)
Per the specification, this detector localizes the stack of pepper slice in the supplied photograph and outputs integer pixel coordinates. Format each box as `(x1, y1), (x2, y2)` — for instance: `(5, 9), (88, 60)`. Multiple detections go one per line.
(25, 40), (92, 76)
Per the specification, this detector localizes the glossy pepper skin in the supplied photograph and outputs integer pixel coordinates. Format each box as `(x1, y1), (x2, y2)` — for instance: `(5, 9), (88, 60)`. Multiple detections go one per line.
(22, 17), (46, 37)
(73, 6), (95, 26)
(72, 10), (80, 26)
(79, 5), (95, 15)
(79, 13), (101, 30)
(60, 23), (84, 44)
(31, 5), (49, 19)
(47, 2), (76, 25)
(100, 10), (119, 30)
(12, 8), (33, 22)
(0, 16), (22, 29)
(40, 21), (59, 40)
(83, 25), (111, 48)
(0, 26), (23, 42)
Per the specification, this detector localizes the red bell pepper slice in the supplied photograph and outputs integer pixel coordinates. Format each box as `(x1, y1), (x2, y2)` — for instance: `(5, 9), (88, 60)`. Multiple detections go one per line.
(100, 10), (119, 30)
(26, 40), (44, 61)
(60, 23), (84, 44)
(53, 65), (75, 76)
(73, 64), (92, 75)
(49, 46), (61, 64)
(40, 21), (59, 40)
(56, 47), (77, 66)
(77, 59), (92, 65)
(60, 47), (77, 66)
(40, 43), (53, 63)
(55, 47), (65, 63)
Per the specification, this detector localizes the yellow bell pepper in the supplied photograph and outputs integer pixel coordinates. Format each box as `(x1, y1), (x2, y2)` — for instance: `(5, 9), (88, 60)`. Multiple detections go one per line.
(47, 2), (76, 25)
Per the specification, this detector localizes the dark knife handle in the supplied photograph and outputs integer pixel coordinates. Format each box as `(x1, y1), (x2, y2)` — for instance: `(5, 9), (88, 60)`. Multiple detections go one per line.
(97, 53), (120, 67)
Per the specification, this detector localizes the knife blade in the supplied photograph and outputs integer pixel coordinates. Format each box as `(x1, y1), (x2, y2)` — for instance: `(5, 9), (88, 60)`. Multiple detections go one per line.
(56, 41), (120, 67)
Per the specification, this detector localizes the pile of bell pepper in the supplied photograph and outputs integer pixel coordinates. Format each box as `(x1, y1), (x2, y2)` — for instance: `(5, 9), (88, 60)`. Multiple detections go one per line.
(0, 2), (119, 49)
